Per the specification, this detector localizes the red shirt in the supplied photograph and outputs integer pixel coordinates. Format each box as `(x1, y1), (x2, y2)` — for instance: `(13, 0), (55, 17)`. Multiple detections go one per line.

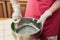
(25, 0), (55, 19)
(25, 0), (60, 38)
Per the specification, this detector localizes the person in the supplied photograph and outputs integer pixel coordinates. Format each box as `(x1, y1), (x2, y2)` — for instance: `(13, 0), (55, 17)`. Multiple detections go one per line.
(10, 0), (60, 40)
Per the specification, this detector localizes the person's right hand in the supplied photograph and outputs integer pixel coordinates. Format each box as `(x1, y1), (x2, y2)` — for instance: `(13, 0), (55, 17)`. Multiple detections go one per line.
(37, 10), (52, 30)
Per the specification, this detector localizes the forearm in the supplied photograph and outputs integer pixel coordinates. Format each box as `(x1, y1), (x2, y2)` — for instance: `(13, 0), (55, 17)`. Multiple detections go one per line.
(10, 0), (21, 13)
(48, 0), (60, 13)
(10, 0), (19, 6)
(37, 0), (60, 23)
(10, 0), (22, 18)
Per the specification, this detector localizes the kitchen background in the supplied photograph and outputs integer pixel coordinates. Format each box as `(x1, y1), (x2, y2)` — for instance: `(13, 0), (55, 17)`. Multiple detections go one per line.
(0, 0), (27, 18)
(0, 0), (27, 40)
(0, 0), (60, 40)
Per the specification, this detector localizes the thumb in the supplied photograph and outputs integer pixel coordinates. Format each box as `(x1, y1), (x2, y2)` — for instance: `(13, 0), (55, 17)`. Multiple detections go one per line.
(37, 16), (43, 23)
(37, 19), (41, 23)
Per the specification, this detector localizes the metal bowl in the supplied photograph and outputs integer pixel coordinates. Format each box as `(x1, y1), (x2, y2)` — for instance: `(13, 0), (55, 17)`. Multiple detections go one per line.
(11, 18), (42, 40)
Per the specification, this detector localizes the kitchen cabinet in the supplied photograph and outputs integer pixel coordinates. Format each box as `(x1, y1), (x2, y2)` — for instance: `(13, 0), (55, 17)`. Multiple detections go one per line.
(6, 2), (13, 18)
(19, 1), (27, 17)
(0, 1), (7, 18)
(0, 0), (27, 18)
(6, 1), (27, 18)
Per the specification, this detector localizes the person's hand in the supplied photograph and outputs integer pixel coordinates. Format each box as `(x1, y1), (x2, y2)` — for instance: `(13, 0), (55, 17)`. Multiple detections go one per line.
(12, 11), (22, 23)
(12, 5), (22, 23)
(37, 10), (52, 27)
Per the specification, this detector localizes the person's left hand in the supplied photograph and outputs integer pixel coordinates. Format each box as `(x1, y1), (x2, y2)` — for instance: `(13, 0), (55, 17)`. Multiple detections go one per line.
(37, 10), (52, 26)
(12, 4), (22, 23)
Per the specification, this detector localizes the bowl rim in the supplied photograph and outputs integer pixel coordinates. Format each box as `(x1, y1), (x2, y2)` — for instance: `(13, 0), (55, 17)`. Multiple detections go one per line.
(11, 17), (42, 36)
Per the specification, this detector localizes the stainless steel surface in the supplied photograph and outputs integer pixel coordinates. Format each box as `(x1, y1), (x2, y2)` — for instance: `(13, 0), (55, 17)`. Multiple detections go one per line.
(11, 18), (41, 40)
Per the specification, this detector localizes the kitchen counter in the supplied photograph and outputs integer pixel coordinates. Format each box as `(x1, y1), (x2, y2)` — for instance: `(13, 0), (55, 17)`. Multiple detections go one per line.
(0, 18), (15, 40)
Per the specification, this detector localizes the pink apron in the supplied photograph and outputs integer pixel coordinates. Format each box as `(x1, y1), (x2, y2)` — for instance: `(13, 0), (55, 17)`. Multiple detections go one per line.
(25, 0), (60, 39)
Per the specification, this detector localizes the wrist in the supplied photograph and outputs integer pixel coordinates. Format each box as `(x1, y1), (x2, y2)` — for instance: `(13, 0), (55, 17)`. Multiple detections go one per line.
(13, 4), (20, 8)
(48, 8), (54, 13)
(13, 4), (21, 11)
(43, 10), (52, 17)
(40, 10), (52, 22)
